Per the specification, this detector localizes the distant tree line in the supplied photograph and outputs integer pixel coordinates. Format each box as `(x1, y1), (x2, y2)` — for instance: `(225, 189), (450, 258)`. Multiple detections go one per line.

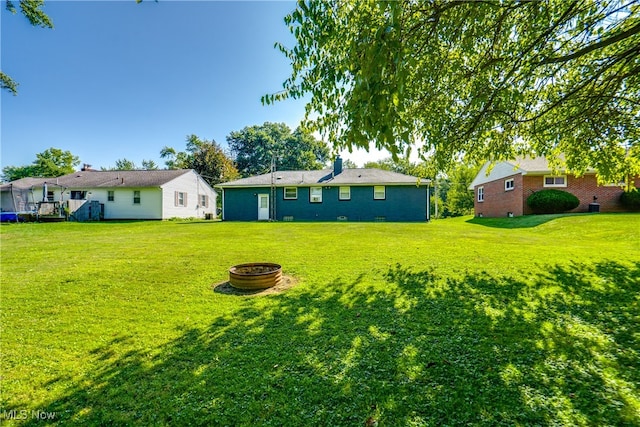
(361, 157), (478, 218)
(2, 121), (476, 218)
(1, 148), (80, 181)
(1, 122), (330, 187)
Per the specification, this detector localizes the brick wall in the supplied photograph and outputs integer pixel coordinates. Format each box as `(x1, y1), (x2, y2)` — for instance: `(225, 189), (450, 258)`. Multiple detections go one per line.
(474, 173), (638, 217)
(522, 174), (631, 214)
(473, 173), (523, 217)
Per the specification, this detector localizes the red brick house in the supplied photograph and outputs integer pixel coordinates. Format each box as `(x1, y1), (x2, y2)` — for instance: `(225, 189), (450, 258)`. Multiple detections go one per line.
(470, 157), (638, 217)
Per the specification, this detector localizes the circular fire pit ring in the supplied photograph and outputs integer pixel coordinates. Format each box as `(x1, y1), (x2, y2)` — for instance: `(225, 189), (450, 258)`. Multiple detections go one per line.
(229, 263), (283, 290)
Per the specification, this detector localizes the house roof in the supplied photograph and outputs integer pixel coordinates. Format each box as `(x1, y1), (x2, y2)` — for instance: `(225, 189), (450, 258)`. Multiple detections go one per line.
(469, 156), (581, 188)
(1, 169), (195, 190)
(216, 168), (430, 188)
(0, 177), (53, 190)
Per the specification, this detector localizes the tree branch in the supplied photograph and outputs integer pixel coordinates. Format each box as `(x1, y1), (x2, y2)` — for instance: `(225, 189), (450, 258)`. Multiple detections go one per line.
(540, 21), (640, 65)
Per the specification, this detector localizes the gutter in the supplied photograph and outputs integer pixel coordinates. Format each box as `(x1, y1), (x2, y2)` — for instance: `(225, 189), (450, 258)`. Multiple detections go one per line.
(216, 181), (432, 189)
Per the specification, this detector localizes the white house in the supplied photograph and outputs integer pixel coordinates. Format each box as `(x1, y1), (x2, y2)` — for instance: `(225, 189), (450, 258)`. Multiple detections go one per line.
(1, 169), (217, 220)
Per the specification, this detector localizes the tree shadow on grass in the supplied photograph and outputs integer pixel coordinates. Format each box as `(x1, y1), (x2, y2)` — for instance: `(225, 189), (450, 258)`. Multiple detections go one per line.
(466, 213), (578, 228)
(14, 261), (640, 426)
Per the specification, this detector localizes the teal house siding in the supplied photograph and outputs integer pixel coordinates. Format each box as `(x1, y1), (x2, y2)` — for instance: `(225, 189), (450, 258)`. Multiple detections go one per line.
(222, 188), (263, 221)
(277, 186), (427, 221)
(217, 158), (431, 222)
(222, 185), (427, 221)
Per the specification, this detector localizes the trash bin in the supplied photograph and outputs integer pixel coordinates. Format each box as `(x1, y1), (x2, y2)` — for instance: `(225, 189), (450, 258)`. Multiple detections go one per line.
(205, 213), (213, 220)
(588, 203), (600, 213)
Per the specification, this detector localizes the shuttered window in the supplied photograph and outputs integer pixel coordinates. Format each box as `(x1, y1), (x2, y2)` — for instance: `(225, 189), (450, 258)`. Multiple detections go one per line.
(175, 191), (187, 207)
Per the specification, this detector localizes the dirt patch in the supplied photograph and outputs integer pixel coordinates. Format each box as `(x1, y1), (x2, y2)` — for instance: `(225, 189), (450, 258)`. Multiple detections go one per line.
(213, 275), (299, 297)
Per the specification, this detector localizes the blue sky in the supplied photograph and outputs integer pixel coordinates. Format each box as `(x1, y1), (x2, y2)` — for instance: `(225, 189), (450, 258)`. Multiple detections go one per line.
(1, 0), (386, 172)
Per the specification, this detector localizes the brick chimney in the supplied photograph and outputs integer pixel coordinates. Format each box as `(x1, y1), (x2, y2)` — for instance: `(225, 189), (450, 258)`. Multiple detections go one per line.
(333, 156), (343, 176)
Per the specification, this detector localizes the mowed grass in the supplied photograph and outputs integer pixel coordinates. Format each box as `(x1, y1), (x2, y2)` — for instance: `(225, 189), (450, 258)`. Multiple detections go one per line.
(1, 214), (639, 426)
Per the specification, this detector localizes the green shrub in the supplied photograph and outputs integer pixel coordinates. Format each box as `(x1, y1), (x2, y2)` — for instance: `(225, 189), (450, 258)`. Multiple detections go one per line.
(620, 189), (640, 209)
(527, 189), (580, 214)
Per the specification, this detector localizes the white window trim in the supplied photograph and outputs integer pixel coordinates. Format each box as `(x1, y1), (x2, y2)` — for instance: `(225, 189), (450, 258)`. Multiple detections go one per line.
(133, 190), (141, 204)
(339, 186), (351, 200)
(310, 187), (322, 203)
(107, 190), (115, 202)
(373, 186), (385, 200)
(284, 187), (298, 200)
(505, 178), (514, 191)
(543, 175), (567, 188)
(477, 186), (484, 202)
(200, 194), (208, 208)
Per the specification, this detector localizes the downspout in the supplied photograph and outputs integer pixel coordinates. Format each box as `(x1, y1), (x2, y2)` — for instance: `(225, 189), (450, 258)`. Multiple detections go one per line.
(426, 185), (430, 222)
(221, 188), (225, 221)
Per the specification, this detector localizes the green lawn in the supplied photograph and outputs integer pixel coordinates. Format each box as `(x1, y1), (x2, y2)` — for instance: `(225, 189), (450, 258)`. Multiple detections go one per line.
(1, 214), (639, 426)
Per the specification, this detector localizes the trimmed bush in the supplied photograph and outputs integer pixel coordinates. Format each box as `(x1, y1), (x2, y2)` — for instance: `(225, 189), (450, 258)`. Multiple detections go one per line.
(620, 189), (640, 210)
(527, 189), (580, 214)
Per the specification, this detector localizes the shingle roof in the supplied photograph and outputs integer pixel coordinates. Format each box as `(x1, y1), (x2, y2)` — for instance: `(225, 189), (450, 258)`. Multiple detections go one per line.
(216, 168), (429, 187)
(0, 177), (52, 190)
(469, 155), (590, 188)
(1, 170), (193, 190)
(507, 156), (558, 172)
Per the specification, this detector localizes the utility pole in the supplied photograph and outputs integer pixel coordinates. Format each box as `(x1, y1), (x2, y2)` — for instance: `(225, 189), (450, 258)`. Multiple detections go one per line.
(270, 155), (276, 221)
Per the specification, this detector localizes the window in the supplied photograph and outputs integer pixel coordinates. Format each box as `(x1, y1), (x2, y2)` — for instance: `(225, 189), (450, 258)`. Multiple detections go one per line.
(373, 186), (385, 200)
(200, 194), (208, 207)
(310, 187), (322, 203)
(544, 175), (567, 187)
(175, 191), (186, 207)
(284, 187), (298, 200)
(70, 191), (86, 200)
(107, 191), (115, 202)
(505, 179), (514, 191)
(477, 187), (484, 202)
(339, 186), (351, 200)
(133, 191), (141, 204)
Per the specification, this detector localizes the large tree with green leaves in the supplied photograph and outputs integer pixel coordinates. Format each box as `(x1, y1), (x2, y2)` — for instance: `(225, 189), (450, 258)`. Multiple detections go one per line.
(2, 0), (54, 95)
(442, 163), (479, 217)
(161, 135), (238, 185)
(101, 159), (158, 171)
(2, 147), (79, 181)
(363, 157), (431, 178)
(226, 122), (330, 177)
(266, 0), (640, 183)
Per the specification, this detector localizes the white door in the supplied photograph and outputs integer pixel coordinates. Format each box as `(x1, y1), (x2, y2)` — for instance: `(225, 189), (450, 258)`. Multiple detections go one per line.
(258, 194), (269, 220)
